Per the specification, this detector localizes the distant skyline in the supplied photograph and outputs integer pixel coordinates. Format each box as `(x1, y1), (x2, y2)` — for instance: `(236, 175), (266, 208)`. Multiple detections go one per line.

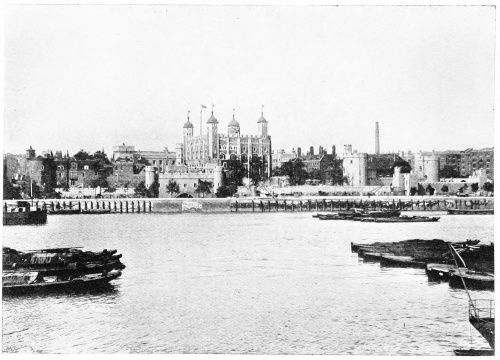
(4, 5), (496, 157)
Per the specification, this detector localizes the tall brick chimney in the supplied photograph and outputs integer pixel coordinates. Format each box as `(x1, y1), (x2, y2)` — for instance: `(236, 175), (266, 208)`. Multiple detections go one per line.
(375, 122), (380, 155)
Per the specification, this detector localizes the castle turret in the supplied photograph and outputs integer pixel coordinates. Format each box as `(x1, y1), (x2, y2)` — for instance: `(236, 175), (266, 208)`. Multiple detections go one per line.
(392, 166), (404, 189)
(207, 106), (219, 160)
(342, 145), (367, 186)
(213, 165), (224, 195)
(183, 111), (194, 138)
(257, 105), (268, 137)
(26, 146), (36, 160)
(145, 166), (156, 189)
(228, 109), (240, 136)
(415, 152), (440, 182)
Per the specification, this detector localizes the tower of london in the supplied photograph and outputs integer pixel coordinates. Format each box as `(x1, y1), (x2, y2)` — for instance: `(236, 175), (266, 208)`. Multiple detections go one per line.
(178, 106), (272, 178)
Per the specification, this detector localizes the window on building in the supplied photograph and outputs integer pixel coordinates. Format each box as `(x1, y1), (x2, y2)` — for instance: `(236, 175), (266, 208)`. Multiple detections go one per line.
(194, 183), (197, 187)
(184, 184), (187, 187)
(71, 163), (77, 170)
(84, 165), (89, 170)
(82, 173), (85, 178)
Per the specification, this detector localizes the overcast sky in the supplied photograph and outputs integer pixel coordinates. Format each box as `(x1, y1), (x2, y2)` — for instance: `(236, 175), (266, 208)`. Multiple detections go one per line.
(4, 4), (496, 157)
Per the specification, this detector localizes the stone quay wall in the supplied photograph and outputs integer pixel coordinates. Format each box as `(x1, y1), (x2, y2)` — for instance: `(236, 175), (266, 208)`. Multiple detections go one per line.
(5, 196), (494, 214)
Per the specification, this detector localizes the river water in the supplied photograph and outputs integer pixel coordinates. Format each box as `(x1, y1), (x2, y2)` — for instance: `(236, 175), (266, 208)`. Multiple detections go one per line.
(2, 211), (494, 355)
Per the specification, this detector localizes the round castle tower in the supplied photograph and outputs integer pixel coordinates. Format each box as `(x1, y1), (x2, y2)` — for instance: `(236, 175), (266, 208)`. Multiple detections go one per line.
(415, 152), (440, 182)
(213, 166), (224, 195)
(145, 166), (156, 189)
(342, 144), (367, 186)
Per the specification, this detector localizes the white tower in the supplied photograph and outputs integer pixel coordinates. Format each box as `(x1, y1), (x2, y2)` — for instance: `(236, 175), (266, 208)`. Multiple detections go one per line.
(145, 166), (156, 189)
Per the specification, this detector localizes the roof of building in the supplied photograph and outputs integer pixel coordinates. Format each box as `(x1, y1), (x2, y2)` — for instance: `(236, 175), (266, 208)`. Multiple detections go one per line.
(183, 119), (194, 128)
(228, 116), (240, 127)
(257, 115), (267, 123)
(207, 113), (218, 124)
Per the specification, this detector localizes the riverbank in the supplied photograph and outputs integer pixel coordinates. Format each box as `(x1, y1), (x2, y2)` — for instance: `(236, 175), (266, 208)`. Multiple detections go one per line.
(4, 196), (494, 214)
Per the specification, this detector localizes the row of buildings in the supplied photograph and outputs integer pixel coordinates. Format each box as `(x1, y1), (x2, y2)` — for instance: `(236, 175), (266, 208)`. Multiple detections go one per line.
(4, 111), (494, 198)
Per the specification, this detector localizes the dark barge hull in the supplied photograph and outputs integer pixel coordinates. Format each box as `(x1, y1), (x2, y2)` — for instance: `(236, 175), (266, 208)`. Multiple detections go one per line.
(48, 209), (81, 215)
(447, 209), (494, 215)
(449, 272), (494, 291)
(379, 255), (427, 269)
(426, 264), (466, 282)
(3, 271), (122, 295)
(3, 211), (47, 225)
(361, 217), (440, 223)
(454, 349), (494, 356)
(80, 209), (112, 215)
(470, 317), (495, 349)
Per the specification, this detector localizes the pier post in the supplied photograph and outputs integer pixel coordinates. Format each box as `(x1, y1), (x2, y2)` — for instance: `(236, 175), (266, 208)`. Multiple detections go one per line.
(63, 201), (66, 209)
(315, 200), (318, 211)
(131, 202), (134, 213)
(91, 202), (94, 209)
(97, 201), (100, 209)
(235, 201), (238, 212)
(459, 200), (462, 209)
(143, 201), (146, 213)
(268, 200), (271, 212)
(149, 201), (152, 213)
(423, 200), (426, 211)
(137, 201), (140, 213)
(300, 201), (303, 212)
(4, 203), (7, 212)
(284, 200), (287, 212)
(260, 200), (264, 212)
(291, 201), (294, 212)
(78, 202), (81, 211)
(252, 200), (255, 212)
(120, 201), (122, 213)
(125, 201), (129, 213)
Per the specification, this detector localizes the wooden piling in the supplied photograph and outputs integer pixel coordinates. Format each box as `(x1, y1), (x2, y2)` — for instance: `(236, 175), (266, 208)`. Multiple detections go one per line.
(149, 201), (152, 213)
(284, 200), (287, 212)
(252, 200), (255, 212)
(78, 202), (81, 211)
(125, 201), (128, 213)
(268, 200), (271, 212)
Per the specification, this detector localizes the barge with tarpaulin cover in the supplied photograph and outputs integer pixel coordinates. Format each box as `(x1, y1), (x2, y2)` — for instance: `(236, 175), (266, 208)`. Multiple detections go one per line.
(2, 246), (125, 294)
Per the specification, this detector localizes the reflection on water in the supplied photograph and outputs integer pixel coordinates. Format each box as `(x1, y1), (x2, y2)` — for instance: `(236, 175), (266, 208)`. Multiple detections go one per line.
(2, 211), (494, 354)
